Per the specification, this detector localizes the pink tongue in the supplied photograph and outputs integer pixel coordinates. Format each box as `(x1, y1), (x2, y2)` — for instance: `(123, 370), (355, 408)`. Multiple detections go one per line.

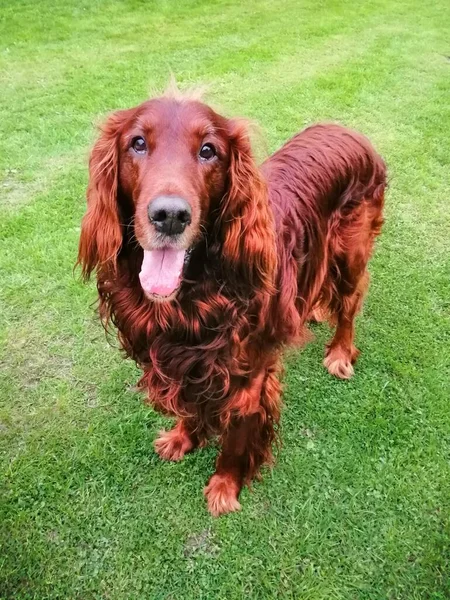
(139, 249), (186, 297)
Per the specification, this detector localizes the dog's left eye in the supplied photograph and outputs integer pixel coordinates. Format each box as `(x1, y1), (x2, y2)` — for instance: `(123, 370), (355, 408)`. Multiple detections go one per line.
(132, 136), (147, 154)
(199, 143), (216, 161)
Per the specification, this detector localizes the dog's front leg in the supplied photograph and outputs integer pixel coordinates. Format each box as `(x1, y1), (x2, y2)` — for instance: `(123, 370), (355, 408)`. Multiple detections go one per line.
(204, 367), (281, 516)
(154, 418), (202, 462)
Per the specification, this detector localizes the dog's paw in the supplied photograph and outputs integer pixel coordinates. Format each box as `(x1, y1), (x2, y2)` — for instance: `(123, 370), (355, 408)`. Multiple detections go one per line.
(204, 474), (241, 517)
(324, 345), (359, 379)
(154, 426), (194, 461)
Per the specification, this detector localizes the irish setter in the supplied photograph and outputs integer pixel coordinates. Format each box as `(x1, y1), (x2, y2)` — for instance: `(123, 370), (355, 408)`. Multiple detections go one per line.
(78, 90), (386, 516)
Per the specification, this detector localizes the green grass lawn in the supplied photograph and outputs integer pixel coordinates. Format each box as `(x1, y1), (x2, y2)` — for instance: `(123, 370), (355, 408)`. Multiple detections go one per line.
(1, 0), (450, 598)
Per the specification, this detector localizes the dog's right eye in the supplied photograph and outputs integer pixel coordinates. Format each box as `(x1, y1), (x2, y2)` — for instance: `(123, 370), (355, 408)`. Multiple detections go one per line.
(131, 136), (147, 154)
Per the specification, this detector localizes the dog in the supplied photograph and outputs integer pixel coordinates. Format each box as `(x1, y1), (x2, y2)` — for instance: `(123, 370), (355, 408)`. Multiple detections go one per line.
(78, 90), (386, 515)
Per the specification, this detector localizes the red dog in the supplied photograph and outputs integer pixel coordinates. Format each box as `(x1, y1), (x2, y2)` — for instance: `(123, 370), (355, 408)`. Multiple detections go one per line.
(78, 91), (385, 516)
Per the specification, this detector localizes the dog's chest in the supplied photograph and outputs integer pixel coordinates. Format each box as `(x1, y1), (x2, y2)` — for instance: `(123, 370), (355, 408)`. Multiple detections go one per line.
(141, 305), (240, 412)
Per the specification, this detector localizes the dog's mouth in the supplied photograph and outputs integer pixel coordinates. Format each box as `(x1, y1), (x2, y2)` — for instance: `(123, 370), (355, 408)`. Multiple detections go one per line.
(139, 247), (191, 302)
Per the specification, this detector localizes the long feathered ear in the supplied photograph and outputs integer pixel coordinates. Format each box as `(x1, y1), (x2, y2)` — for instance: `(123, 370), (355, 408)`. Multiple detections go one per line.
(77, 109), (131, 280)
(220, 119), (277, 293)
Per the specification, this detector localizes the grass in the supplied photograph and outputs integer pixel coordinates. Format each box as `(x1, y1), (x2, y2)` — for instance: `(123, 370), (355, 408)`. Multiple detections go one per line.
(1, 0), (449, 598)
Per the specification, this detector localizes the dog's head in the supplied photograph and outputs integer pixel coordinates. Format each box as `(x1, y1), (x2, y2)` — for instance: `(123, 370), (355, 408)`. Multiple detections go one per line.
(78, 94), (276, 302)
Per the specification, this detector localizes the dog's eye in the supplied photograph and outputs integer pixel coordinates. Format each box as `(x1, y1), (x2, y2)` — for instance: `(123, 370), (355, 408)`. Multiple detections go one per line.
(199, 143), (216, 161)
(132, 136), (147, 154)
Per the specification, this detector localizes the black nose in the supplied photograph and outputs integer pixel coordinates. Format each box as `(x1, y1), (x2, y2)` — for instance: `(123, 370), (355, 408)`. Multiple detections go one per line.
(147, 196), (192, 236)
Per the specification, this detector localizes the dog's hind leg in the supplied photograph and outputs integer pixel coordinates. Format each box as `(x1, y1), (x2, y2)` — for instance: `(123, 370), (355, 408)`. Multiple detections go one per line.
(324, 270), (368, 379)
(323, 195), (383, 379)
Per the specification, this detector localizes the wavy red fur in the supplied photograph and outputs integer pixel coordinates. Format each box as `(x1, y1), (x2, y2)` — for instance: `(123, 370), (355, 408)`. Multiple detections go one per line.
(78, 96), (386, 515)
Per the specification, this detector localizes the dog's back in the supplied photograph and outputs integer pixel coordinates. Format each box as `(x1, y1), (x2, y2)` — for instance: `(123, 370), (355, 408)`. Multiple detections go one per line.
(262, 123), (385, 221)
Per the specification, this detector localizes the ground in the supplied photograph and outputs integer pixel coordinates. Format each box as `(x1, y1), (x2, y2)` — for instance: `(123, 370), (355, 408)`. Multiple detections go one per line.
(1, 0), (449, 598)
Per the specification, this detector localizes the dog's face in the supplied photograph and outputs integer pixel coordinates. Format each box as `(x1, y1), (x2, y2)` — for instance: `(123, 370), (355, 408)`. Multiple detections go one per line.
(79, 94), (274, 303)
(117, 98), (231, 301)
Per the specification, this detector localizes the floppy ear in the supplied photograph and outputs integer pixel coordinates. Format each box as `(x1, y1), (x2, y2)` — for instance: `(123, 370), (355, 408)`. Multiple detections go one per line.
(220, 120), (277, 292)
(78, 110), (130, 279)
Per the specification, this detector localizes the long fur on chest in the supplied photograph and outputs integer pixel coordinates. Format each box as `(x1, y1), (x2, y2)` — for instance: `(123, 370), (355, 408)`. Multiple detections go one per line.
(97, 262), (277, 431)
